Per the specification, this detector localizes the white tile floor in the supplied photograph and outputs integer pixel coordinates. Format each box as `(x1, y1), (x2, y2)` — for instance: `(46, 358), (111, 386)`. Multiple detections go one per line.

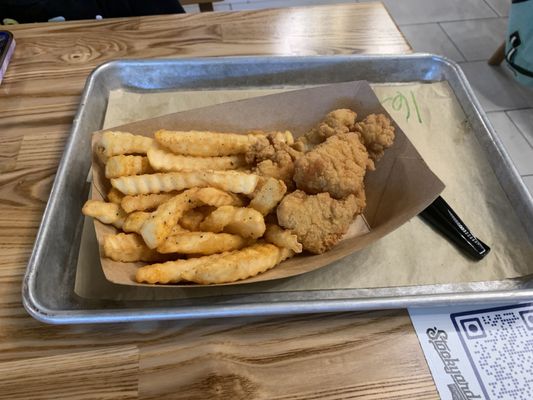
(185, 0), (533, 193)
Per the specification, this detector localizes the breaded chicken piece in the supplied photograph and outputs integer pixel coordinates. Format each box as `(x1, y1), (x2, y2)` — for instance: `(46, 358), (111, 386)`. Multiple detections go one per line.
(246, 131), (302, 190)
(293, 132), (373, 200)
(293, 109), (357, 152)
(277, 190), (362, 254)
(354, 113), (395, 163)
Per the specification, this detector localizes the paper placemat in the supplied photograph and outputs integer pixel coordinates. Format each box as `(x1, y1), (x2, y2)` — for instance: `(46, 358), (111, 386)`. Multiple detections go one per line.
(74, 82), (533, 300)
(409, 302), (533, 400)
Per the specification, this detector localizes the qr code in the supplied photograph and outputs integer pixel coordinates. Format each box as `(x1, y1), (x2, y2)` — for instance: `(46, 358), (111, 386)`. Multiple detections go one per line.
(451, 303), (533, 400)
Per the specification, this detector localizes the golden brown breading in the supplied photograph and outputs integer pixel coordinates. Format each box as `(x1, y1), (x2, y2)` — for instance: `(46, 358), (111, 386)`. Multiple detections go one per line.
(293, 132), (372, 200)
(293, 109), (357, 152)
(277, 190), (361, 254)
(245, 132), (302, 190)
(354, 113), (395, 163)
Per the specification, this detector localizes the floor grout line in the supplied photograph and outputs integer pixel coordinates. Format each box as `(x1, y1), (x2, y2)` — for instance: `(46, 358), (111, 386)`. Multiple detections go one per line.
(398, 14), (504, 27)
(436, 22), (468, 62)
(398, 16), (506, 29)
(503, 106), (533, 112)
(481, 0), (500, 16)
(504, 110), (533, 150)
(439, 16), (509, 26)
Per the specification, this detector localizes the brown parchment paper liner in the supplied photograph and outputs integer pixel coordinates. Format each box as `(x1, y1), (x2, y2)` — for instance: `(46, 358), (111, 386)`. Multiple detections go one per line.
(75, 82), (533, 300)
(89, 81), (444, 287)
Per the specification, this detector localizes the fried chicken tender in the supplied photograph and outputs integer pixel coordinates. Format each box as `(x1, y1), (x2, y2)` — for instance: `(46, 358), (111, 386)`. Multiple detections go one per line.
(293, 132), (372, 200)
(245, 131), (301, 190)
(277, 190), (361, 254)
(293, 109), (357, 152)
(354, 113), (395, 163)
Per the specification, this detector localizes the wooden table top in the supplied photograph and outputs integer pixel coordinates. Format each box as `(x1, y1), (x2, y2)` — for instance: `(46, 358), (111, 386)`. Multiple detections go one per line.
(0, 3), (438, 399)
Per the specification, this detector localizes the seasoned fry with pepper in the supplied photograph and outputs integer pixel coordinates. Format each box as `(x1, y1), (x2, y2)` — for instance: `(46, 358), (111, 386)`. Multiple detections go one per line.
(136, 243), (292, 284)
(148, 141), (246, 172)
(103, 233), (163, 262)
(155, 129), (264, 157)
(264, 224), (302, 253)
(107, 188), (124, 204)
(121, 192), (178, 213)
(82, 200), (126, 229)
(111, 170), (260, 196)
(199, 205), (266, 240)
(140, 188), (242, 249)
(249, 177), (287, 216)
(97, 131), (153, 159)
(105, 155), (152, 179)
(157, 232), (247, 255)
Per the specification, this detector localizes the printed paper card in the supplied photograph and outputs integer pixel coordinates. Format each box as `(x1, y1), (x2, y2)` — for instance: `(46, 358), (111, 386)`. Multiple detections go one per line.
(409, 303), (533, 400)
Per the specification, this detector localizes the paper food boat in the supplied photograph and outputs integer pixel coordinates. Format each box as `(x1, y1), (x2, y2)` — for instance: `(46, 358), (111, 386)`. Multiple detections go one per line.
(90, 81), (444, 287)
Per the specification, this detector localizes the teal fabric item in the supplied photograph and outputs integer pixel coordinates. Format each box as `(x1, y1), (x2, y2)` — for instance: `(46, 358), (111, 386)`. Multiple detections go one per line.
(506, 0), (533, 86)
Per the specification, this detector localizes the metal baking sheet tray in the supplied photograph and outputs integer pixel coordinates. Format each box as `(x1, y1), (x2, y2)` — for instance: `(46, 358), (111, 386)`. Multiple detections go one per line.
(23, 55), (533, 324)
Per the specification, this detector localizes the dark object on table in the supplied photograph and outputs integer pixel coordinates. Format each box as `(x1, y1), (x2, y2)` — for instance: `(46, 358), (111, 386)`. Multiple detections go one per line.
(0, 30), (14, 85)
(0, 0), (185, 24)
(420, 196), (490, 261)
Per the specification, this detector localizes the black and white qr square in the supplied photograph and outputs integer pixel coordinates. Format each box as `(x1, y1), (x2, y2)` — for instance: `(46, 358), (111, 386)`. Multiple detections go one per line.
(519, 310), (533, 330)
(459, 317), (486, 339)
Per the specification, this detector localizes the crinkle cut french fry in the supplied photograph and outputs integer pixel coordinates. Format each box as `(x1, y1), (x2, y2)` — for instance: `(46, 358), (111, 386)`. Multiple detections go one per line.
(155, 129), (263, 157)
(105, 155), (153, 179)
(123, 211), (187, 236)
(123, 211), (151, 234)
(179, 207), (213, 231)
(140, 187), (242, 249)
(249, 177), (287, 215)
(170, 224), (188, 235)
(121, 192), (177, 213)
(147, 141), (246, 172)
(264, 224), (303, 253)
(98, 131), (153, 158)
(157, 232), (247, 255)
(199, 205), (266, 239)
(103, 233), (162, 262)
(111, 170), (260, 196)
(136, 243), (293, 284)
(194, 187), (244, 208)
(107, 188), (125, 204)
(82, 200), (126, 228)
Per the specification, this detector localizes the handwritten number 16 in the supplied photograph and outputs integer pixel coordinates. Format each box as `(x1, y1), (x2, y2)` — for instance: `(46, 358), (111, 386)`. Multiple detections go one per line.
(381, 91), (422, 123)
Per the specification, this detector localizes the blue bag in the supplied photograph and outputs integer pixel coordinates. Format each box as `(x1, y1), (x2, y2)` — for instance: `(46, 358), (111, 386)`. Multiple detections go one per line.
(506, 0), (533, 86)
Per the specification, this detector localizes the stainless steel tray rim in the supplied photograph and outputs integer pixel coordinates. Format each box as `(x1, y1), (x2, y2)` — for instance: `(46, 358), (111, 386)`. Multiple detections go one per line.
(24, 289), (533, 325)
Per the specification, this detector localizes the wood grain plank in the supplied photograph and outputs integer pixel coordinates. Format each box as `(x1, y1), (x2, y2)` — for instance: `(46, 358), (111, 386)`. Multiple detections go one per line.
(15, 132), (67, 169)
(0, 135), (21, 173)
(0, 346), (139, 400)
(0, 165), (57, 208)
(0, 311), (438, 399)
(138, 311), (437, 399)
